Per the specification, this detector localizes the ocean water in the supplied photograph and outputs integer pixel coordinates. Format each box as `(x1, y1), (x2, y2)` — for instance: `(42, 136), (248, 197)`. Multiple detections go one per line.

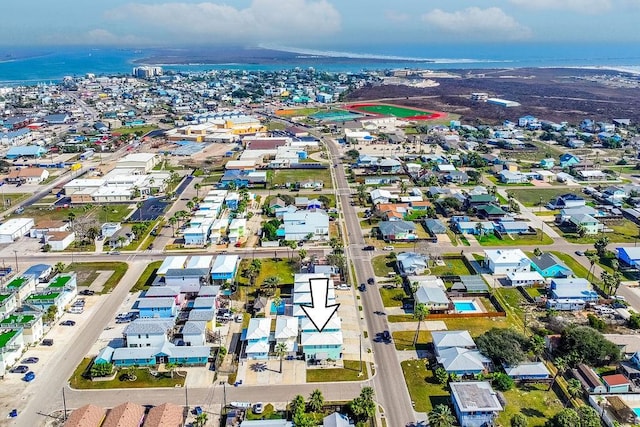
(2, 42), (640, 85)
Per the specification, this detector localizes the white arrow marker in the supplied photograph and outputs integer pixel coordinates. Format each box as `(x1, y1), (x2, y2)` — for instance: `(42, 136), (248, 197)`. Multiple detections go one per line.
(301, 277), (340, 332)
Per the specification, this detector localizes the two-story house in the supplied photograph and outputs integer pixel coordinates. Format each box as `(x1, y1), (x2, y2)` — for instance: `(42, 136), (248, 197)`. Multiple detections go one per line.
(300, 316), (343, 362)
(245, 318), (271, 359)
(484, 249), (531, 274)
(450, 381), (503, 427)
(275, 316), (299, 355)
(280, 210), (329, 241)
(137, 297), (178, 319)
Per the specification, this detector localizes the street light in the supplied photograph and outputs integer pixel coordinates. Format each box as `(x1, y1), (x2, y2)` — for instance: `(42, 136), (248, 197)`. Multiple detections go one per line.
(12, 250), (18, 272)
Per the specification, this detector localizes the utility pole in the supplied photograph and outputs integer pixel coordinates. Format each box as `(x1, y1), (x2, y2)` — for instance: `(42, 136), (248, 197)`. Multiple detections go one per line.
(359, 333), (363, 376)
(62, 387), (67, 421)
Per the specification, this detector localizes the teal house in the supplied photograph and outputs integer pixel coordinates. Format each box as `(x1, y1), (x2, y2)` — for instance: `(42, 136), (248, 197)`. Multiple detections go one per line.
(559, 153), (580, 168)
(530, 253), (573, 278)
(300, 316), (343, 362)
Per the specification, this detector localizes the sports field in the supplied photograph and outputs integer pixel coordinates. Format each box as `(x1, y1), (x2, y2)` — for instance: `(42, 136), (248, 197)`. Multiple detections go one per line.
(345, 103), (446, 120)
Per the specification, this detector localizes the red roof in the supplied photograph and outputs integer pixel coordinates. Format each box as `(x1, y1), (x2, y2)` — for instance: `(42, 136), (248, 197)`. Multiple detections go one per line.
(603, 374), (630, 386)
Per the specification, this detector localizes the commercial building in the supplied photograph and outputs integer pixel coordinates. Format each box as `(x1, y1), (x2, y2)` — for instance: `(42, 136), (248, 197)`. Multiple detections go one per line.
(0, 218), (34, 243)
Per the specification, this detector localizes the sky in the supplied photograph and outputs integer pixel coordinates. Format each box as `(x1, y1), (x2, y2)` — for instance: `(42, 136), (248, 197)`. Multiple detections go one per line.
(2, 0), (640, 48)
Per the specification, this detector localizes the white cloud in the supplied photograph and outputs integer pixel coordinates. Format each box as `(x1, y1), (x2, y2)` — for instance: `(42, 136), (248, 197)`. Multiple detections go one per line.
(421, 7), (532, 40)
(384, 10), (410, 23)
(42, 29), (148, 46)
(106, 0), (341, 43)
(509, 0), (612, 14)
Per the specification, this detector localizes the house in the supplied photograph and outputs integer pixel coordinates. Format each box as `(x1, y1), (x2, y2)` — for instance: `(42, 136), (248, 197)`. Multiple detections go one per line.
(143, 403), (184, 427)
(484, 249), (531, 274)
(602, 374), (631, 393)
(456, 221), (495, 235)
(107, 226), (135, 248)
(181, 321), (206, 346)
(64, 404), (107, 427)
(506, 271), (545, 287)
(464, 194), (497, 209)
(0, 218), (35, 243)
(112, 341), (210, 367)
(228, 218), (246, 243)
(6, 276), (37, 303)
(292, 274), (335, 318)
(5, 167), (49, 184)
(499, 170), (529, 184)
(269, 197), (287, 210)
(546, 299), (587, 311)
(547, 194), (586, 210)
(0, 311), (44, 345)
(396, 252), (429, 276)
(123, 319), (173, 348)
(29, 219), (69, 239)
(323, 412), (350, 427)
(475, 204), (507, 220)
(414, 285), (450, 312)
(617, 247), (640, 268)
(245, 318), (271, 359)
(137, 297), (178, 319)
(23, 263), (52, 283)
(157, 256), (188, 276)
(46, 231), (75, 251)
(0, 328), (24, 375)
(573, 363), (606, 393)
(369, 188), (394, 205)
(504, 362), (551, 380)
(432, 330), (476, 355)
(550, 278), (598, 302)
(540, 158), (555, 169)
(378, 221), (417, 241)
(95, 346), (114, 365)
(100, 223), (122, 238)
(0, 293), (18, 315)
(101, 402), (145, 427)
(437, 347), (492, 376)
(495, 220), (529, 234)
(530, 253), (573, 278)
(451, 276), (489, 294)
(281, 210), (329, 241)
(300, 316), (343, 362)
(568, 214), (601, 235)
(210, 255), (239, 282)
(274, 316), (298, 354)
(377, 158), (402, 173)
(424, 218), (447, 236)
(5, 145), (47, 159)
(450, 381), (503, 427)
(560, 153), (581, 168)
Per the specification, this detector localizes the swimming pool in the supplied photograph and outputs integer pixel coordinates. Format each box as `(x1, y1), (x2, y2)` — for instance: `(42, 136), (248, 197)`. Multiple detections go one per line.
(633, 407), (640, 417)
(454, 301), (476, 312)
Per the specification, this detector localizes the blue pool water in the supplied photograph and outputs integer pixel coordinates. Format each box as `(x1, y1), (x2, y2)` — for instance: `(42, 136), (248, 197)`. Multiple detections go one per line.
(454, 301), (477, 312)
(634, 408), (640, 417)
(271, 301), (285, 315)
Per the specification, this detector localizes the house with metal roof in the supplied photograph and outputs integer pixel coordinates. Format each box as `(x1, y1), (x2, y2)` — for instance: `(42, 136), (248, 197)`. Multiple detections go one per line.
(432, 330), (476, 355)
(617, 247), (640, 268)
(157, 256), (188, 276)
(5, 145), (47, 159)
(124, 319), (174, 348)
(137, 297), (178, 319)
(322, 412), (350, 427)
(396, 252), (428, 276)
(550, 278), (598, 302)
(484, 249), (531, 274)
(275, 316), (298, 354)
(245, 318), (271, 359)
(437, 347), (492, 376)
(379, 220), (417, 241)
(451, 276), (488, 293)
(23, 264), (52, 283)
(450, 381), (503, 427)
(300, 316), (343, 362)
(504, 362), (551, 380)
(530, 253), (573, 278)
(164, 268), (210, 291)
(210, 254), (240, 282)
(424, 218), (447, 236)
(415, 285), (450, 312)
(506, 271), (545, 287)
(182, 321), (207, 346)
(112, 340), (210, 367)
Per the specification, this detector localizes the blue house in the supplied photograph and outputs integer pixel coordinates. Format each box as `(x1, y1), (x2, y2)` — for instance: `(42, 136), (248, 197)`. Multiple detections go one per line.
(450, 382), (503, 427)
(137, 297), (177, 318)
(210, 255), (239, 282)
(112, 342), (209, 367)
(530, 253), (573, 278)
(5, 145), (47, 159)
(550, 278), (598, 302)
(245, 318), (271, 359)
(560, 153), (580, 168)
(300, 316), (343, 362)
(496, 220), (529, 234)
(540, 158), (555, 169)
(617, 247), (640, 268)
(456, 221), (494, 235)
(505, 362), (551, 380)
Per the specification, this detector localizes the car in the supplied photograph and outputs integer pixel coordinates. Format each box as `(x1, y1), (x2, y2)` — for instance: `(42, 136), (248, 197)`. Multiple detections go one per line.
(383, 246), (395, 251)
(367, 277), (375, 285)
(21, 357), (39, 364)
(362, 245), (375, 251)
(358, 283), (366, 292)
(381, 330), (391, 342)
(9, 365), (29, 374)
(575, 250), (584, 256)
(252, 402), (264, 414)
(109, 251), (121, 255)
(336, 284), (350, 290)
(79, 289), (95, 296)
(41, 339), (53, 346)
(60, 320), (76, 326)
(22, 371), (35, 382)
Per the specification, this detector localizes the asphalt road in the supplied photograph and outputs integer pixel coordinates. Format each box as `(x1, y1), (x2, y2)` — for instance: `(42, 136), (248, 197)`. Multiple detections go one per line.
(325, 137), (418, 426)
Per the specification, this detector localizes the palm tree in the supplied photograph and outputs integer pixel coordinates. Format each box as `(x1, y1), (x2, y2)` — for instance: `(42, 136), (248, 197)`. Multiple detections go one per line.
(413, 303), (429, 346)
(275, 342), (288, 373)
(290, 395), (306, 417)
(165, 361), (177, 378)
(308, 389), (324, 412)
(262, 275), (280, 297)
(298, 248), (307, 262)
(533, 247), (542, 257)
(577, 224), (587, 238)
(54, 262), (66, 274)
(586, 252), (598, 281)
(549, 356), (567, 391)
(102, 205), (109, 223)
(186, 200), (195, 211)
(168, 216), (177, 237)
(194, 182), (202, 199)
(67, 211), (76, 225)
(428, 404), (456, 427)
(566, 378), (583, 403)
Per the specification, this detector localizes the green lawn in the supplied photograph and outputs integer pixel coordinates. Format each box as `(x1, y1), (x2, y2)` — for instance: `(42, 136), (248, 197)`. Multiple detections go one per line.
(15, 203), (132, 224)
(69, 358), (185, 389)
(256, 259), (296, 285)
(549, 251), (592, 280)
(371, 255), (396, 277)
(496, 288), (526, 321)
(393, 330), (432, 351)
(496, 383), (564, 427)
(131, 261), (162, 292)
(271, 169), (333, 189)
(306, 360), (369, 382)
(0, 193), (30, 210)
(379, 286), (407, 307)
(401, 360), (450, 412)
(476, 231), (553, 246)
(387, 314), (414, 322)
(111, 125), (159, 136)
(66, 262), (128, 294)
(444, 316), (516, 338)
(557, 219), (639, 244)
(508, 188), (587, 207)
(429, 257), (473, 276)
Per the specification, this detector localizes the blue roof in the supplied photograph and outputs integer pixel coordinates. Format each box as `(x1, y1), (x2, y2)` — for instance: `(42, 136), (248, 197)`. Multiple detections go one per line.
(6, 145), (46, 156)
(23, 264), (51, 278)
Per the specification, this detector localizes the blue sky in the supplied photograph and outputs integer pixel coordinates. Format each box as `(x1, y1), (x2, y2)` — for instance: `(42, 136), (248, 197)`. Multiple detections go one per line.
(2, 0), (638, 47)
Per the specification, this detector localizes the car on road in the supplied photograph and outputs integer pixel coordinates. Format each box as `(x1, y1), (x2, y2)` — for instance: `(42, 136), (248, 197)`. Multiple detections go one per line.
(21, 357), (39, 364)
(109, 251), (121, 255)
(9, 365), (29, 374)
(41, 339), (53, 346)
(336, 283), (350, 290)
(252, 402), (264, 414)
(362, 245), (375, 251)
(60, 320), (76, 326)
(381, 330), (392, 342)
(575, 250), (584, 256)
(22, 371), (35, 382)
(383, 246), (395, 251)
(79, 289), (95, 296)
(358, 283), (366, 292)
(367, 277), (375, 285)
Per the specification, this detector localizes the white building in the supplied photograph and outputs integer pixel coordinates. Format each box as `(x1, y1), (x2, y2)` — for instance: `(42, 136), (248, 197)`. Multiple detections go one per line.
(0, 218), (34, 243)
(275, 316), (299, 354)
(115, 152), (159, 173)
(484, 249), (531, 274)
(46, 231), (75, 251)
(123, 319), (173, 348)
(157, 256), (188, 276)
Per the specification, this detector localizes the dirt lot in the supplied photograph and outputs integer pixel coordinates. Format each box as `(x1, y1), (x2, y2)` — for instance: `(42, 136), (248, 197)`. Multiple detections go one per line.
(346, 67), (640, 124)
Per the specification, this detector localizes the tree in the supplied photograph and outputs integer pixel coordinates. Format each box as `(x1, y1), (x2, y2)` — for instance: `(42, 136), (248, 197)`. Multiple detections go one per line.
(549, 356), (567, 391)
(292, 413), (315, 427)
(476, 328), (530, 366)
(261, 275), (280, 296)
(510, 413), (528, 427)
(54, 262), (66, 274)
(428, 404), (456, 427)
(576, 224), (587, 238)
(576, 405), (601, 427)
(558, 326), (620, 366)
(90, 362), (113, 378)
(435, 367), (449, 385)
(350, 387), (376, 422)
(329, 237), (343, 254)
(586, 253), (598, 281)
(186, 200), (195, 211)
(44, 305), (58, 323)
(290, 395), (306, 417)
(298, 248), (307, 262)
(594, 236), (610, 257)
(413, 303), (429, 346)
(275, 342), (288, 374)
(195, 412), (208, 427)
(530, 334), (545, 360)
(194, 182), (202, 199)
(308, 389), (324, 412)
(533, 247), (542, 257)
(168, 216), (177, 237)
(548, 408), (580, 427)
(67, 211), (76, 225)
(165, 361), (177, 378)
(492, 372), (514, 391)
(566, 378), (583, 401)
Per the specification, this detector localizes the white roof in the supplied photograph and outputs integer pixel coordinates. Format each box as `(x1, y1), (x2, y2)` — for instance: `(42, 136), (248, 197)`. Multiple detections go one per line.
(0, 218), (34, 235)
(432, 330), (475, 350)
(186, 256), (214, 269)
(300, 331), (343, 346)
(449, 381), (503, 412)
(246, 318), (271, 340)
(275, 316), (298, 339)
(504, 362), (550, 377)
(300, 315), (341, 332)
(117, 152), (157, 163)
(211, 255), (239, 274)
(157, 256), (188, 275)
(507, 271), (545, 281)
(484, 249), (529, 265)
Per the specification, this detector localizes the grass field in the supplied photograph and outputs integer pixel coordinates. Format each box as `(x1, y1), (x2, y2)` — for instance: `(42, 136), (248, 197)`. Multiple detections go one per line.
(476, 231), (553, 246)
(306, 360), (369, 382)
(429, 257), (473, 276)
(66, 262), (128, 293)
(346, 103), (442, 120)
(508, 188), (587, 207)
(271, 169), (333, 189)
(444, 316), (517, 337)
(371, 255), (396, 277)
(15, 203), (132, 224)
(255, 259), (296, 286)
(549, 251), (592, 280)
(496, 383), (564, 427)
(111, 125), (159, 136)
(401, 360), (450, 412)
(557, 219), (639, 243)
(69, 358), (185, 389)
(131, 260), (162, 292)
(393, 330), (432, 351)
(379, 286), (407, 307)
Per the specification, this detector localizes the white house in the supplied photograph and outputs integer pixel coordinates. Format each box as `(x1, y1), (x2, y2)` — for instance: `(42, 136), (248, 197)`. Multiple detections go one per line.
(506, 271), (545, 287)
(181, 321), (206, 346)
(0, 218), (34, 243)
(484, 249), (531, 274)
(282, 210), (329, 241)
(115, 152), (159, 173)
(46, 231), (75, 251)
(245, 318), (271, 359)
(123, 319), (173, 348)
(157, 256), (188, 276)
(275, 316), (298, 354)
(101, 223), (122, 238)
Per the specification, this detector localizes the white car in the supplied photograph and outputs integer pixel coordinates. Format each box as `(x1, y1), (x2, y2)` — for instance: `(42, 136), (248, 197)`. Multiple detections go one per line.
(336, 284), (350, 290)
(252, 402), (264, 414)
(383, 246), (395, 251)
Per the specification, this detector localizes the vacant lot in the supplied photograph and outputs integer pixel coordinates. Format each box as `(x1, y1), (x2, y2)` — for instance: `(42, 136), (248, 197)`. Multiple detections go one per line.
(16, 204), (132, 223)
(271, 169), (333, 188)
(401, 360), (450, 412)
(508, 188), (587, 207)
(66, 262), (128, 294)
(429, 257), (473, 276)
(476, 231), (553, 246)
(496, 383), (564, 427)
